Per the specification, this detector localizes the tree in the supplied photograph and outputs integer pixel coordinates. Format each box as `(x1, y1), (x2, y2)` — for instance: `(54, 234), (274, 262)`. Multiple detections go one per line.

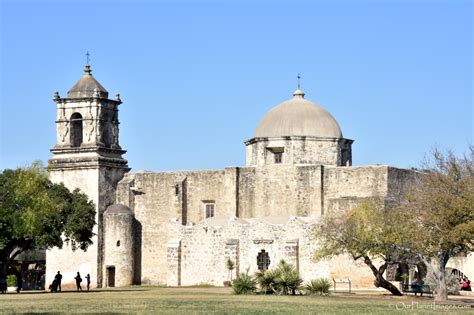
(314, 146), (474, 301)
(226, 258), (235, 281)
(314, 200), (411, 296)
(0, 162), (96, 276)
(400, 147), (474, 301)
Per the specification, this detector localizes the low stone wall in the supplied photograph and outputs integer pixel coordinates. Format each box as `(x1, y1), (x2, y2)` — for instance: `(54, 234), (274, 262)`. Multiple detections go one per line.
(166, 216), (374, 288)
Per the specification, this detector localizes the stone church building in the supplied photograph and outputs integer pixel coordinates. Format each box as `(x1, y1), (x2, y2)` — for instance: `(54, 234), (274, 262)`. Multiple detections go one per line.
(46, 65), (473, 289)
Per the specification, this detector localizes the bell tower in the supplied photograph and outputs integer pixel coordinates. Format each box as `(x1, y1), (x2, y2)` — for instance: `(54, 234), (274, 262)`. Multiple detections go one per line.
(47, 63), (129, 288)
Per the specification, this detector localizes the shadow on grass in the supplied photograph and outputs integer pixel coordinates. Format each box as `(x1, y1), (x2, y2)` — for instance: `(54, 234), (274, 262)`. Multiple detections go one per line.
(15, 313), (124, 315)
(2, 288), (151, 295)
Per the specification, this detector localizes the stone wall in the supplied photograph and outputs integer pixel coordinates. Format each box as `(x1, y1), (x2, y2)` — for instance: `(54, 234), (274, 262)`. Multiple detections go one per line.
(53, 98), (121, 149)
(113, 163), (414, 287)
(323, 165), (389, 214)
(166, 216), (376, 288)
(245, 137), (353, 167)
(237, 165), (322, 218)
(47, 168), (100, 289)
(103, 210), (134, 287)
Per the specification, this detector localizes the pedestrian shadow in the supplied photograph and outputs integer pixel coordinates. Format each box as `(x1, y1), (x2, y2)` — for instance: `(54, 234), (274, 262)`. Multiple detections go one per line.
(2, 288), (151, 295)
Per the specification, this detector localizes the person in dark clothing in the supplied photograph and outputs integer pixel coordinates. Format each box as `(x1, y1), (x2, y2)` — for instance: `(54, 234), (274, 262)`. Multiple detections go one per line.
(74, 272), (82, 292)
(16, 275), (22, 293)
(54, 271), (62, 292)
(49, 279), (58, 292)
(85, 274), (91, 292)
(0, 274), (7, 294)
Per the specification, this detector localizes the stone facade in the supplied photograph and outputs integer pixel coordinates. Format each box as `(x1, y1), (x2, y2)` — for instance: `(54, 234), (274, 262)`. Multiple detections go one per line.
(111, 164), (415, 286)
(46, 66), (473, 289)
(245, 137), (353, 167)
(46, 65), (129, 288)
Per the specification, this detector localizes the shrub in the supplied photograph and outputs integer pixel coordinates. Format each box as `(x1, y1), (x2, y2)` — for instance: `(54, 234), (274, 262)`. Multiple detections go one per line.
(305, 278), (332, 295)
(256, 260), (303, 295)
(274, 261), (303, 295)
(7, 275), (17, 287)
(255, 269), (278, 294)
(232, 273), (256, 294)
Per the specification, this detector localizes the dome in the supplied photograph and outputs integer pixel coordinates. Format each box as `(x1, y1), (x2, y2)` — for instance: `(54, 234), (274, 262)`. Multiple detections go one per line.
(67, 64), (108, 98)
(105, 204), (133, 216)
(254, 89), (342, 138)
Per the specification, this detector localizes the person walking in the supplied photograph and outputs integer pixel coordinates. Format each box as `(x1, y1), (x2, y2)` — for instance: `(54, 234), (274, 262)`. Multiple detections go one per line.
(74, 272), (82, 292)
(54, 271), (62, 292)
(85, 274), (91, 292)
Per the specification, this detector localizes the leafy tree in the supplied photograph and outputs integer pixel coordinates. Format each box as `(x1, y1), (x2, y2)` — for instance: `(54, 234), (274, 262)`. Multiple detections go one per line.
(0, 162), (96, 276)
(314, 200), (413, 296)
(315, 147), (474, 301)
(400, 147), (474, 301)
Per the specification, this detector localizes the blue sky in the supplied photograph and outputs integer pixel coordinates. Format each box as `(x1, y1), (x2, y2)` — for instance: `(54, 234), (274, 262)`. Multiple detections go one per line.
(1, 0), (472, 171)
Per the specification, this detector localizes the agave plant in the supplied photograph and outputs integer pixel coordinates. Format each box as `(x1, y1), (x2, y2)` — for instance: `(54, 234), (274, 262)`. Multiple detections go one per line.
(274, 260), (303, 295)
(232, 273), (257, 295)
(255, 269), (278, 294)
(304, 278), (332, 295)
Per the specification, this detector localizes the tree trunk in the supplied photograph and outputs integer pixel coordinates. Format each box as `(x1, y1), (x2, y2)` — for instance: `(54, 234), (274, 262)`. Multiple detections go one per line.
(421, 254), (449, 302)
(363, 256), (403, 296)
(434, 258), (448, 302)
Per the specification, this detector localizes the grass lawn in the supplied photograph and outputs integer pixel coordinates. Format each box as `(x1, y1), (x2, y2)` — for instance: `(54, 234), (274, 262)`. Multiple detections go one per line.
(0, 286), (473, 314)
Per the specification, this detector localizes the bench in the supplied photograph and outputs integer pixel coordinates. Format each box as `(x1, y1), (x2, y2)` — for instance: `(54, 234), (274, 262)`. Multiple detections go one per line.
(402, 284), (433, 297)
(333, 278), (351, 293)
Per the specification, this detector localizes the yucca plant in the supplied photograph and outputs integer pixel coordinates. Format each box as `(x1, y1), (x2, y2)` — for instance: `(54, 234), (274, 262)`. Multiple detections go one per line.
(305, 278), (332, 295)
(274, 260), (303, 295)
(255, 269), (278, 294)
(232, 273), (257, 294)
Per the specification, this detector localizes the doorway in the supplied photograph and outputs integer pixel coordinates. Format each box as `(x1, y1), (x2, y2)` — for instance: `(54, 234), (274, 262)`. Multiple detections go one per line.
(107, 266), (115, 287)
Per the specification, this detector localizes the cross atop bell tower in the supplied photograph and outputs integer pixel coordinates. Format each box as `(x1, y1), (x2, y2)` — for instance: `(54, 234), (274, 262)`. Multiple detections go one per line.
(47, 63), (129, 289)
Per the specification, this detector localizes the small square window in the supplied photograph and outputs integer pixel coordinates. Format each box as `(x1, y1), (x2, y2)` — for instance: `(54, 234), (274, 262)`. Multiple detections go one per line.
(205, 204), (215, 218)
(274, 152), (282, 164)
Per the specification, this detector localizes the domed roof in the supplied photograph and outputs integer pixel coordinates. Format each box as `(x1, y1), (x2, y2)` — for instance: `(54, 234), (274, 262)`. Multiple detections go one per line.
(254, 89), (342, 138)
(105, 204), (133, 216)
(67, 65), (108, 98)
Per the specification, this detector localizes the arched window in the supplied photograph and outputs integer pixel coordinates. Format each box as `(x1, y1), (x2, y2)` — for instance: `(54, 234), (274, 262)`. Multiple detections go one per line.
(257, 250), (271, 271)
(70, 113), (83, 147)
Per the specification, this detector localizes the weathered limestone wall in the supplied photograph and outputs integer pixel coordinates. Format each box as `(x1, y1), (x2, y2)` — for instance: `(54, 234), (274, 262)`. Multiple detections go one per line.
(323, 165), (389, 214)
(168, 217), (326, 286)
(166, 216), (375, 288)
(245, 137), (352, 167)
(447, 253), (474, 281)
(116, 170), (236, 284)
(54, 99), (120, 149)
(47, 168), (100, 289)
(237, 165), (322, 218)
(386, 167), (418, 201)
(103, 211), (134, 287)
(113, 163), (418, 287)
(47, 165), (127, 288)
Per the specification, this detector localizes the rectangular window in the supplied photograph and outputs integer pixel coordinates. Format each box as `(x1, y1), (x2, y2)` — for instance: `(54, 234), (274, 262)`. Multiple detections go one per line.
(267, 147), (284, 164)
(205, 204), (215, 218)
(274, 152), (282, 164)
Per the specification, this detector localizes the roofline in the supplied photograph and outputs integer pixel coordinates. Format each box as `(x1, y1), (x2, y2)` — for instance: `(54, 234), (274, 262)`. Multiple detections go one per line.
(244, 136), (354, 145)
(54, 97), (122, 105)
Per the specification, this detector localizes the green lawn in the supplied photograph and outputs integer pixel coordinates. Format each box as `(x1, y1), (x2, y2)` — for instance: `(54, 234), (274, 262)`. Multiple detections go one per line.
(0, 287), (472, 314)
